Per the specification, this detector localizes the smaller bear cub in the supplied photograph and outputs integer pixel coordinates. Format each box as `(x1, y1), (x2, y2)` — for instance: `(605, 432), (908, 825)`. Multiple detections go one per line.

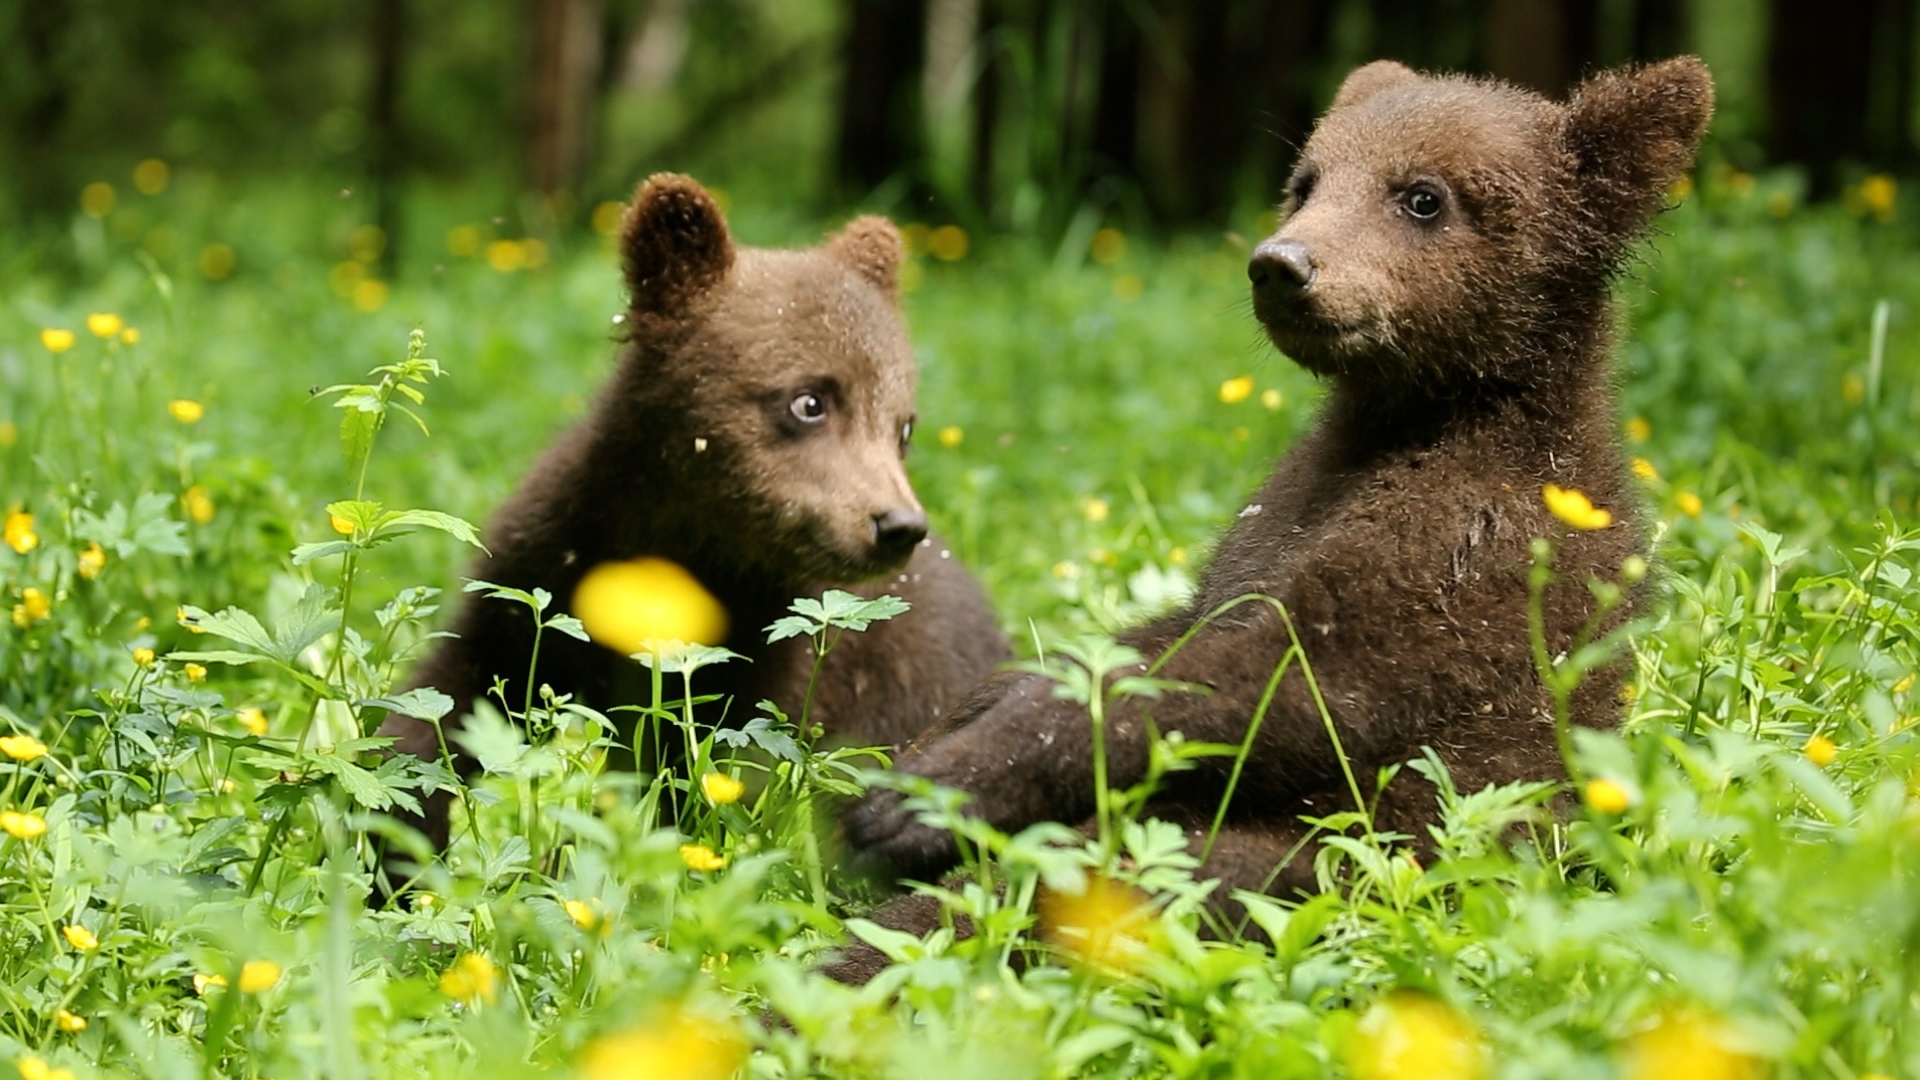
(380, 174), (1009, 851)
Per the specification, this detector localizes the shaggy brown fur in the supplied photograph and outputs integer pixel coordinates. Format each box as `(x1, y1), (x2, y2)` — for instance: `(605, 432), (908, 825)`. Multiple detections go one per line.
(832, 58), (1713, 980)
(379, 174), (1009, 852)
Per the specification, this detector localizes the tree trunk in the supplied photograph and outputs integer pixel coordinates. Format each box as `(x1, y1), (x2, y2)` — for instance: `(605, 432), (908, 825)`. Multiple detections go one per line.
(1766, 0), (1897, 190)
(367, 0), (406, 275)
(528, 0), (607, 196)
(836, 0), (929, 197)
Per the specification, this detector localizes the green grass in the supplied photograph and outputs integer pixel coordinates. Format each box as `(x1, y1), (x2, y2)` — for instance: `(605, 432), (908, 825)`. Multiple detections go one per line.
(2, 168), (1919, 1078)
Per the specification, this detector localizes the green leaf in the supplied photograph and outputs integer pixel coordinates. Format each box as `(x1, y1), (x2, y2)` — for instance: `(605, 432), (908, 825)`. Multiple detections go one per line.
(379, 508), (485, 550)
(358, 688), (454, 722)
(291, 540), (356, 566)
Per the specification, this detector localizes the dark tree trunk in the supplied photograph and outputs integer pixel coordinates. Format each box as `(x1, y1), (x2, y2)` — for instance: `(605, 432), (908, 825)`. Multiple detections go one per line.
(970, 0), (1005, 213)
(1253, 0), (1335, 194)
(836, 0), (930, 197)
(13, 1), (75, 216)
(528, 0), (607, 196)
(1369, 0), (1485, 73)
(1086, 0), (1140, 186)
(1631, 0), (1688, 62)
(1764, 0), (1912, 191)
(367, 0), (406, 275)
(1484, 0), (1599, 96)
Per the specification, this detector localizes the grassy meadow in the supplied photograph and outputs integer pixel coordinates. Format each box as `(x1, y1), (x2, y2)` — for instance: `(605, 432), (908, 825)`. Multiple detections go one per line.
(3, 166), (1920, 1078)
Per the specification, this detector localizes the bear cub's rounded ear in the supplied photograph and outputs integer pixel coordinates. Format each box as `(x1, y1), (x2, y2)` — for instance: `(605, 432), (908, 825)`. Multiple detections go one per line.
(1563, 56), (1715, 228)
(1331, 59), (1420, 111)
(826, 216), (904, 298)
(621, 173), (736, 317)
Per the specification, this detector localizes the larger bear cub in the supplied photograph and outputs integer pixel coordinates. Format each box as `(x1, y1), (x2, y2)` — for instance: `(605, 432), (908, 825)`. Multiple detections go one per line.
(845, 60), (1712, 914)
(380, 174), (1009, 852)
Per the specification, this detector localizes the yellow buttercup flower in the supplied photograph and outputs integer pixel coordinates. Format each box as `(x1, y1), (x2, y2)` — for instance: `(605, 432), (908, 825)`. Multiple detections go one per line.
(18, 1056), (76, 1080)
(168, 399), (205, 424)
(0, 421), (15, 448)
(1585, 778), (1632, 815)
(1625, 417), (1650, 442)
(486, 239), (527, 272)
(40, 329), (75, 354)
(573, 558), (728, 655)
(701, 772), (745, 805)
(193, 973), (228, 995)
(133, 158), (170, 195)
(938, 425), (964, 448)
(1631, 457), (1659, 481)
(1, 734), (48, 761)
(1261, 388), (1284, 410)
(120, 327), (140, 345)
(77, 543), (106, 580)
(62, 925), (98, 951)
(184, 662), (208, 683)
(5, 510), (39, 554)
(1039, 875), (1159, 974)
(54, 1008), (85, 1032)
(1089, 227), (1127, 264)
(237, 708), (269, 736)
(564, 899), (601, 931)
(439, 952), (500, 1004)
(86, 313), (122, 338)
(1218, 375), (1255, 404)
(1620, 1009), (1759, 1080)
(133, 647), (156, 667)
(0, 811), (47, 840)
(1803, 734), (1837, 768)
(928, 225), (968, 261)
(1350, 991), (1485, 1080)
(19, 588), (49, 622)
(679, 844), (727, 872)
(590, 202), (625, 237)
(178, 605), (205, 633)
(1542, 484), (1612, 530)
(239, 959), (282, 993)
(1860, 173), (1897, 222)
(576, 1006), (748, 1080)
(329, 512), (355, 536)
(1676, 491), (1704, 518)
(181, 486), (215, 524)
(1082, 498), (1110, 523)
(80, 181), (116, 218)
(446, 224), (482, 256)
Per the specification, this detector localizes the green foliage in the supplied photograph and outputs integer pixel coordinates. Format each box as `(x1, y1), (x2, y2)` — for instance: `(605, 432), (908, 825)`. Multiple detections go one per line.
(1, 170), (1919, 1076)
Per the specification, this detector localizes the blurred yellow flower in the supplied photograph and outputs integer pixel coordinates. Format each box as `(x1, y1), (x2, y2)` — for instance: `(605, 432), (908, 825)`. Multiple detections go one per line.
(1669, 175), (1693, 202)
(62, 925), (98, 951)
(239, 959), (282, 993)
(184, 662), (208, 683)
(1625, 417), (1650, 442)
(1585, 778), (1632, 814)
(1051, 560), (1080, 580)
(938, 425), (964, 448)
(1620, 1009), (1759, 1080)
(177, 605), (205, 633)
(77, 543), (106, 580)
(81, 181), (116, 218)
(18, 1056), (75, 1080)
(40, 329), (75, 354)
(0, 421), (15, 448)
(928, 225), (968, 262)
(1349, 991), (1485, 1080)
(182, 486), (215, 524)
(349, 224), (385, 263)
(1089, 227), (1127, 264)
(1631, 457), (1659, 481)
(1218, 375), (1255, 404)
(193, 973), (228, 995)
(573, 557), (728, 655)
(352, 279), (389, 312)
(0, 811), (47, 841)
(5, 510), (39, 554)
(237, 707), (269, 736)
(576, 1006), (748, 1080)
(1168, 546), (1188, 565)
(329, 513), (355, 536)
(1803, 734), (1837, 768)
(86, 313), (122, 338)
(1083, 498), (1110, 523)
(1039, 875), (1157, 974)
(133, 158), (170, 195)
(591, 201), (625, 237)
(1112, 272), (1144, 302)
(1861, 173), (1897, 222)
(1543, 484), (1612, 530)
(439, 952), (499, 1004)
(16, 588), (50, 624)
(168, 399), (205, 424)
(1, 734), (48, 761)
(701, 772), (745, 805)
(446, 224), (482, 257)
(679, 844), (727, 871)
(120, 327), (140, 345)
(54, 1008), (85, 1033)
(486, 239), (528, 272)
(1842, 372), (1865, 405)
(1896, 674), (1916, 694)
(1676, 491), (1704, 518)
(199, 243), (236, 280)
(133, 647), (156, 667)
(564, 899), (601, 931)
(1261, 388), (1283, 410)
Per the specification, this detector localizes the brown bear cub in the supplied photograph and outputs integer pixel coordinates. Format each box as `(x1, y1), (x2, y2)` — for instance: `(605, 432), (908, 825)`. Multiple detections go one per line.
(379, 174), (1009, 852)
(837, 58), (1713, 971)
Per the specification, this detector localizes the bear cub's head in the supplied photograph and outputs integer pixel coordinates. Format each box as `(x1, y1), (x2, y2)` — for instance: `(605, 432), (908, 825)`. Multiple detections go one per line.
(617, 174), (926, 585)
(1250, 57), (1713, 395)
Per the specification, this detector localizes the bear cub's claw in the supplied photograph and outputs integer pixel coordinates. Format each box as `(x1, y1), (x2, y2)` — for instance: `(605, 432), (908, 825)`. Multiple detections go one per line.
(842, 787), (962, 881)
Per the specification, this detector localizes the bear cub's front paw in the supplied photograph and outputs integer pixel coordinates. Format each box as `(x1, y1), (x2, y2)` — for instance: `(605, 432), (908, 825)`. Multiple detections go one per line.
(842, 788), (964, 880)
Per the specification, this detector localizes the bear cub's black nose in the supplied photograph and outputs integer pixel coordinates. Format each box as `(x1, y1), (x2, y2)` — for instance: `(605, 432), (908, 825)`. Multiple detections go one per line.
(873, 507), (928, 558)
(1248, 239), (1315, 295)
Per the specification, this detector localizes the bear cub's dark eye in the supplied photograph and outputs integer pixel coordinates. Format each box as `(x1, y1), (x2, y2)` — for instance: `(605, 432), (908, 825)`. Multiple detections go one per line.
(1404, 186), (1443, 221)
(790, 392), (828, 423)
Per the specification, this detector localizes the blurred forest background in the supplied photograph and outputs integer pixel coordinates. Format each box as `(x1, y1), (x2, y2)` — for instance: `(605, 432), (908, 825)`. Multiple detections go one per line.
(4, 0), (1918, 262)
